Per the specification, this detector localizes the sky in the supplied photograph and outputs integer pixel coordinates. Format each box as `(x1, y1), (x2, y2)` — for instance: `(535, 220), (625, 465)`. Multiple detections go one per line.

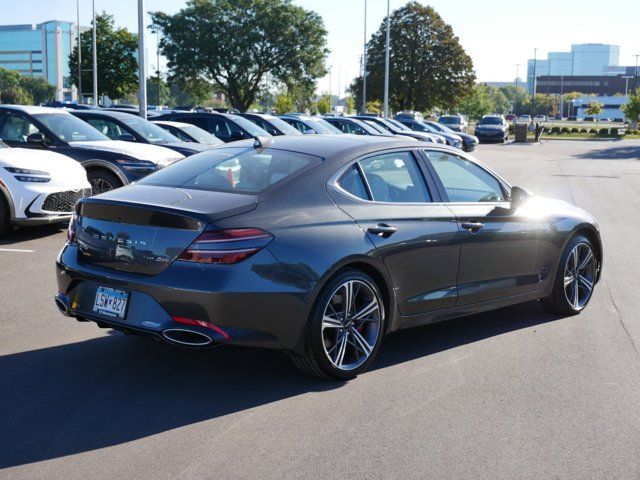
(2, 0), (639, 97)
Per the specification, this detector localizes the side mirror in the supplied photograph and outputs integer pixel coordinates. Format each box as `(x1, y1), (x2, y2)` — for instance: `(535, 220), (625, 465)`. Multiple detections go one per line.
(303, 129), (316, 135)
(26, 132), (47, 147)
(117, 134), (136, 142)
(510, 186), (531, 210)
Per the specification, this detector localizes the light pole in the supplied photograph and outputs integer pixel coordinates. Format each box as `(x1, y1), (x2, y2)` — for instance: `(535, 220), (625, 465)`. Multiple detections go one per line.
(513, 64), (520, 113)
(92, 0), (98, 107)
(137, 0), (147, 118)
(382, 0), (390, 118)
(531, 48), (537, 118)
(150, 26), (161, 107)
(634, 54), (639, 92)
(361, 0), (367, 113)
(622, 76), (633, 96)
(76, 0), (82, 102)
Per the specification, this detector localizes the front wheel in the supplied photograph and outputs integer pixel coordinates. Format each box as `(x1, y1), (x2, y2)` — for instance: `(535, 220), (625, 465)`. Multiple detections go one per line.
(0, 195), (10, 238)
(88, 170), (122, 195)
(289, 270), (385, 379)
(543, 235), (598, 315)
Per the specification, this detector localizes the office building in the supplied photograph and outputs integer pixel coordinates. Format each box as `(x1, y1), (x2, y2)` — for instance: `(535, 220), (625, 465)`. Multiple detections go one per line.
(0, 21), (77, 102)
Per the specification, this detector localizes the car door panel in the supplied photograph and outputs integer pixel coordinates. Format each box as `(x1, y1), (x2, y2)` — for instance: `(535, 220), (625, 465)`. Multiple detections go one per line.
(329, 151), (460, 315)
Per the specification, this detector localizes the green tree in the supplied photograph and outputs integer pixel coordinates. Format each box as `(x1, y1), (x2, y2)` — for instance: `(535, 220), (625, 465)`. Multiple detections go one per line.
(457, 84), (493, 120)
(316, 93), (332, 114)
(0, 68), (30, 104)
(69, 13), (139, 101)
(152, 0), (328, 111)
(274, 92), (295, 114)
(146, 77), (170, 105)
(622, 88), (640, 128)
(349, 1), (474, 112)
(585, 101), (604, 117)
(366, 99), (382, 114)
(345, 95), (355, 114)
(19, 76), (56, 104)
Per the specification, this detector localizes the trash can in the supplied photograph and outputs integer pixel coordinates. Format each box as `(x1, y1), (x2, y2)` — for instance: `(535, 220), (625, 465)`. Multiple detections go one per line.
(515, 124), (528, 143)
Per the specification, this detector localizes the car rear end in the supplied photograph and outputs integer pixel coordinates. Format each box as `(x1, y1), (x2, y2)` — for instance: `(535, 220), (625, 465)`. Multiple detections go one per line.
(55, 145), (322, 351)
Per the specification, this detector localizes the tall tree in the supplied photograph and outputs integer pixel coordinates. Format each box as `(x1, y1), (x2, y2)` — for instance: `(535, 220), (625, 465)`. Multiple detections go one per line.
(151, 0), (328, 111)
(19, 76), (56, 104)
(68, 13), (139, 100)
(350, 1), (475, 113)
(623, 88), (640, 128)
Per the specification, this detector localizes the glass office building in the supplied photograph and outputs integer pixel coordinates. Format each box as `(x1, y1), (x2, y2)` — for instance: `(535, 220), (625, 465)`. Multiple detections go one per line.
(0, 21), (76, 101)
(527, 44), (620, 93)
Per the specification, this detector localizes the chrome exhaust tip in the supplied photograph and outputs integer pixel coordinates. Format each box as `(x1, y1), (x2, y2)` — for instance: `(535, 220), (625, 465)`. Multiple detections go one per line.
(54, 294), (72, 317)
(162, 328), (213, 347)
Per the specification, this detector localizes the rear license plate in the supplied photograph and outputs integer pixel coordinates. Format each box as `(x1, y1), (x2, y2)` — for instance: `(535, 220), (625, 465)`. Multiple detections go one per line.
(93, 287), (129, 319)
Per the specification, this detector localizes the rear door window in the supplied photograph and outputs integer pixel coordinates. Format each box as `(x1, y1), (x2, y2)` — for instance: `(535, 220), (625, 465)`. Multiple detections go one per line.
(358, 152), (431, 203)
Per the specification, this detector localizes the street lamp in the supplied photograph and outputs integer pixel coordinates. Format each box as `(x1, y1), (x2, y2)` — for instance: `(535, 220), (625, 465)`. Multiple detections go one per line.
(382, 0), (390, 118)
(361, 0), (367, 114)
(622, 76), (633, 97)
(513, 64), (520, 113)
(150, 25), (161, 107)
(137, 0), (147, 119)
(531, 48), (537, 118)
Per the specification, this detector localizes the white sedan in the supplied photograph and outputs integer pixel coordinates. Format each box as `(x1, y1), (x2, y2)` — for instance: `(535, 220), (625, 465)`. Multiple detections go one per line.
(0, 140), (91, 237)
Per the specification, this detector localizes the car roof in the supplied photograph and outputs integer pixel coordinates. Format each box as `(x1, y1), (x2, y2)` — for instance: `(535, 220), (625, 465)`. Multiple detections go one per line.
(221, 134), (447, 160)
(0, 104), (70, 115)
(152, 120), (196, 128)
(70, 109), (131, 119)
(157, 111), (230, 119)
(238, 112), (279, 120)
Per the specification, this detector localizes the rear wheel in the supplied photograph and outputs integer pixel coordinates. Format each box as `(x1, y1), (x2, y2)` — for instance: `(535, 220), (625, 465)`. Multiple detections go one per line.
(289, 270), (385, 379)
(0, 195), (10, 238)
(543, 234), (598, 315)
(88, 170), (122, 195)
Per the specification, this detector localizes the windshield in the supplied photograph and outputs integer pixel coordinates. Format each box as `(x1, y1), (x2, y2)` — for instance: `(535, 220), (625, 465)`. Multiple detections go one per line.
(230, 115), (272, 137)
(351, 119), (382, 135)
(386, 118), (412, 131)
(34, 113), (109, 142)
(479, 117), (504, 125)
(439, 116), (461, 125)
(139, 147), (320, 193)
(427, 121), (451, 133)
(264, 116), (302, 135)
(120, 115), (180, 143)
(364, 119), (393, 134)
(304, 118), (342, 134)
(182, 125), (223, 145)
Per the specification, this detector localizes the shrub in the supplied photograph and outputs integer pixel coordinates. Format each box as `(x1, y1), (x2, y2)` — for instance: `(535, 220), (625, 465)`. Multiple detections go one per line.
(598, 128), (610, 136)
(560, 127), (570, 134)
(551, 126), (560, 134)
(610, 127), (620, 136)
(579, 128), (588, 133)
(570, 127), (579, 133)
(589, 128), (598, 134)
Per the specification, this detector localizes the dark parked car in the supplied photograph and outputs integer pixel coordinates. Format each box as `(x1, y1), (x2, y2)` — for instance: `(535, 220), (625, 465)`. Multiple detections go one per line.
(235, 113), (302, 136)
(395, 117), (463, 148)
(153, 120), (224, 146)
(354, 115), (442, 143)
(423, 120), (478, 152)
(71, 110), (211, 156)
(55, 135), (602, 379)
(154, 111), (270, 142)
(323, 116), (398, 137)
(474, 115), (510, 143)
(279, 115), (343, 135)
(0, 105), (183, 193)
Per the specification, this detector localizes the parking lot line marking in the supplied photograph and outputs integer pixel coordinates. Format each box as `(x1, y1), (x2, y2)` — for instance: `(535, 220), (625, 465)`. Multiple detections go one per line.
(0, 248), (35, 253)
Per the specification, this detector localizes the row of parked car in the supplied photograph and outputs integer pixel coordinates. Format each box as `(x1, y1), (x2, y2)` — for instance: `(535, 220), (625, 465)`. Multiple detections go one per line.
(0, 104), (480, 237)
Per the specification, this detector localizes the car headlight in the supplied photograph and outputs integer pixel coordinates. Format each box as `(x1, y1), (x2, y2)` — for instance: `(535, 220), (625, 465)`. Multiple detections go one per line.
(4, 167), (51, 182)
(157, 157), (179, 169)
(115, 159), (157, 172)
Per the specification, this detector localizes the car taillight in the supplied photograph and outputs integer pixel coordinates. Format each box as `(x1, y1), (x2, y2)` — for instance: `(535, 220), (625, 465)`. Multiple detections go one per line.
(178, 228), (273, 264)
(67, 212), (77, 245)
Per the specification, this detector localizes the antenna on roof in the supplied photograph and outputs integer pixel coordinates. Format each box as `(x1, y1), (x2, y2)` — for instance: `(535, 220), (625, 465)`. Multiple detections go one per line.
(253, 136), (273, 149)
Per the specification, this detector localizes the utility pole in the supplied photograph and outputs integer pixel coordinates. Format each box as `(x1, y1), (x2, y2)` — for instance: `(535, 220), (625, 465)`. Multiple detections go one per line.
(634, 54), (639, 92)
(362, 0), (367, 113)
(137, 0), (147, 118)
(383, 0), (390, 118)
(76, 0), (82, 103)
(153, 27), (161, 106)
(92, 0), (98, 107)
(531, 48), (537, 118)
(513, 64), (520, 113)
(623, 76), (633, 97)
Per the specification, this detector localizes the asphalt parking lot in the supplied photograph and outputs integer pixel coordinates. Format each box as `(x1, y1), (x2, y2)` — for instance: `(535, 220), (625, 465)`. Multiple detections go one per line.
(1, 139), (640, 480)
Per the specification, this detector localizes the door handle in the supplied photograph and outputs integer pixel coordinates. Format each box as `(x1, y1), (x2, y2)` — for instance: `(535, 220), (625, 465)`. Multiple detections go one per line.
(368, 223), (398, 238)
(461, 221), (485, 232)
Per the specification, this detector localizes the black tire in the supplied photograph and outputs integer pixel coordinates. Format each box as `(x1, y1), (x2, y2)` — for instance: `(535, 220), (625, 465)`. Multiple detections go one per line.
(0, 194), (10, 238)
(542, 234), (598, 315)
(289, 269), (386, 380)
(88, 170), (122, 195)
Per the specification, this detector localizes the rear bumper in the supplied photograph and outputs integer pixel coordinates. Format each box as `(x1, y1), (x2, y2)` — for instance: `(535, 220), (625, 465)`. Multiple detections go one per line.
(475, 130), (507, 141)
(55, 244), (314, 351)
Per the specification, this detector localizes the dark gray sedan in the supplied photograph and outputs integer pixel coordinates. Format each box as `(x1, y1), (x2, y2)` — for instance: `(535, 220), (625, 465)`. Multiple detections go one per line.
(55, 135), (602, 379)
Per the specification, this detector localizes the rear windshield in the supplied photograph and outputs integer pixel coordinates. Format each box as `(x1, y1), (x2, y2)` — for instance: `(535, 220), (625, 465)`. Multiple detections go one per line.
(479, 117), (504, 125)
(138, 147), (321, 193)
(439, 116), (461, 125)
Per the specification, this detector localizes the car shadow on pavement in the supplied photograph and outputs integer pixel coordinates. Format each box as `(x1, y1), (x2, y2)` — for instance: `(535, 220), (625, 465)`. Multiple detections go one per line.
(0, 301), (559, 469)
(574, 145), (640, 160)
(0, 223), (66, 245)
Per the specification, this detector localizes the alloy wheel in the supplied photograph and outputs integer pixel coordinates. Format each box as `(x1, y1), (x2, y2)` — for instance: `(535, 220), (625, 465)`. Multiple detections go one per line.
(563, 242), (596, 310)
(321, 279), (383, 371)
(90, 178), (114, 195)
